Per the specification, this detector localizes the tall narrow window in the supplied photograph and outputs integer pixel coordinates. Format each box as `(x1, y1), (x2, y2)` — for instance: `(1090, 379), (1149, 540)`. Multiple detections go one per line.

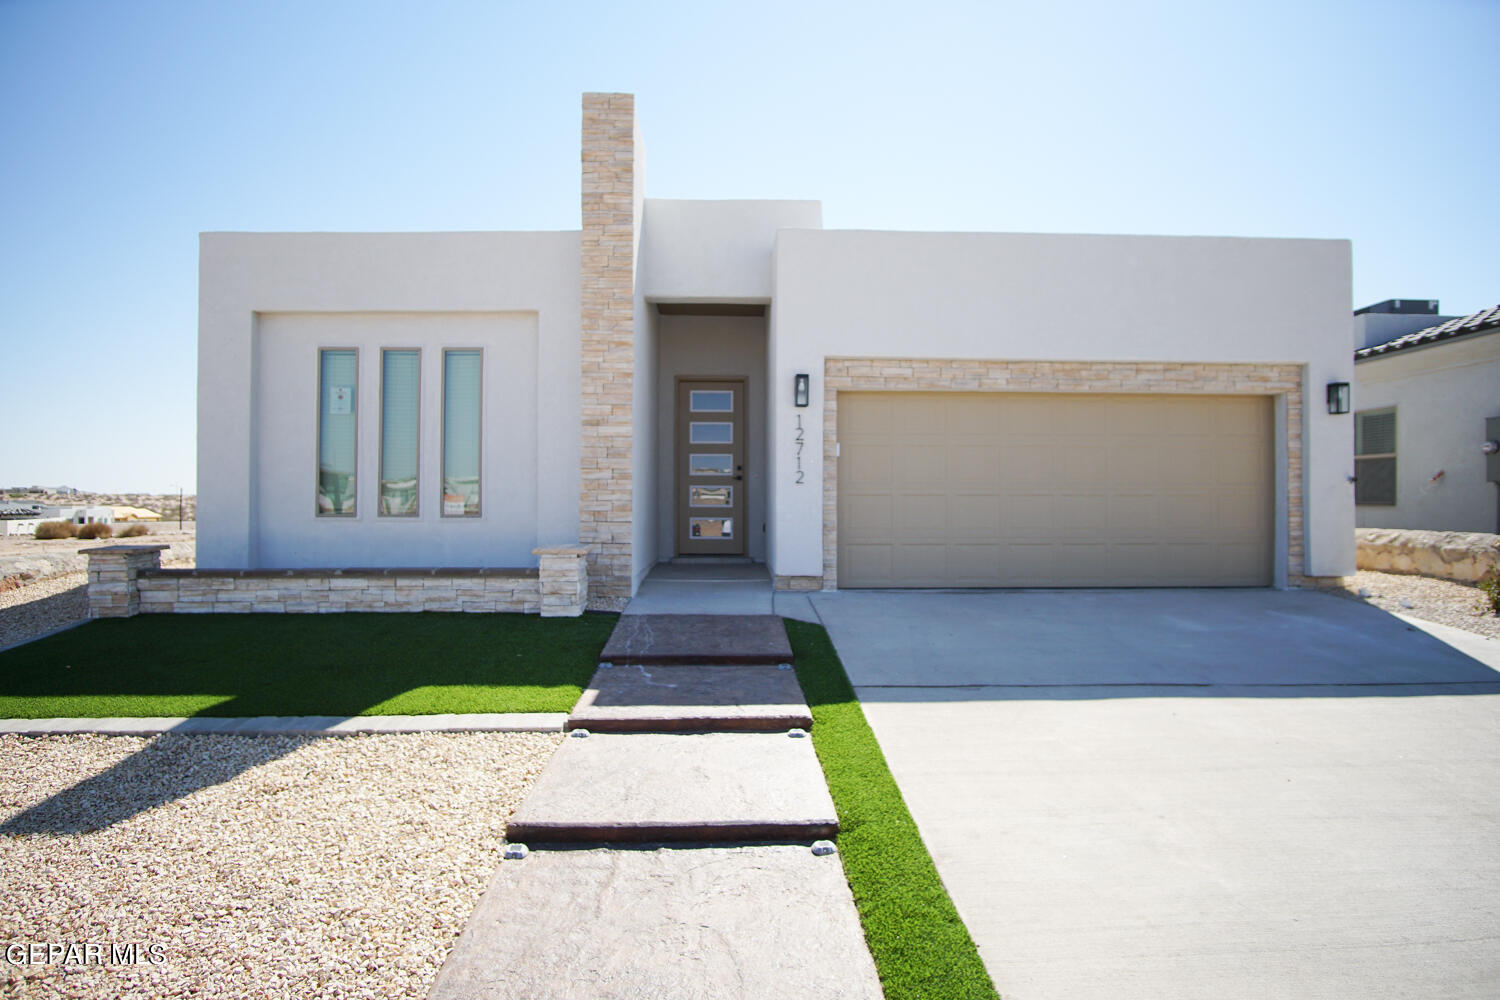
(442, 349), (481, 516)
(1355, 408), (1397, 506)
(380, 350), (420, 516)
(317, 349), (357, 516)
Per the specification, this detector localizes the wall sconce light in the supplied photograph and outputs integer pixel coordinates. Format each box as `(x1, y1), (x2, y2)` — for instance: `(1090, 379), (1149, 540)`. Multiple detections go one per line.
(794, 373), (810, 408)
(1326, 382), (1350, 415)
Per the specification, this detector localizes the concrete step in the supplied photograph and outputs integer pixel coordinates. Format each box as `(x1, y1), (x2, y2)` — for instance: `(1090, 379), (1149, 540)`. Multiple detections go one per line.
(506, 732), (837, 844)
(428, 844), (882, 1000)
(600, 614), (793, 665)
(568, 664), (812, 733)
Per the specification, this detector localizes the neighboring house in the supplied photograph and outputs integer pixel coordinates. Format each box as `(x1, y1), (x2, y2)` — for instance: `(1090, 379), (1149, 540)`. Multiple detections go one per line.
(0, 502), (112, 535)
(112, 506), (163, 521)
(0, 502), (44, 537)
(197, 93), (1355, 600)
(1353, 298), (1458, 351)
(1353, 302), (1500, 533)
(42, 506), (114, 526)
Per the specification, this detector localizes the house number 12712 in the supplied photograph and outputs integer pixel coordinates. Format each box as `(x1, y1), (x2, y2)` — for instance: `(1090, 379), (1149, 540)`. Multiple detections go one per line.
(794, 414), (805, 485)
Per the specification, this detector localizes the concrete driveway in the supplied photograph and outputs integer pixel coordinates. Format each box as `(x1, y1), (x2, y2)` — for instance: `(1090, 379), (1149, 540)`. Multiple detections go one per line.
(808, 589), (1500, 1000)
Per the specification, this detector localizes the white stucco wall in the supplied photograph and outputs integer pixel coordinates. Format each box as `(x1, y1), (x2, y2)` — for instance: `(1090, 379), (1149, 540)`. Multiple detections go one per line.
(629, 120), (656, 592)
(252, 312), (539, 568)
(199, 232), (581, 569)
(1354, 331), (1500, 533)
(655, 315), (769, 563)
(639, 199), (822, 303)
(631, 297), (658, 590)
(769, 230), (1356, 582)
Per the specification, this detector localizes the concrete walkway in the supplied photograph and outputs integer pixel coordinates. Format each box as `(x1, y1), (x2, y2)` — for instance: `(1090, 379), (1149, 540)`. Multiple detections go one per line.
(430, 615), (882, 999)
(623, 562), (773, 615)
(811, 588), (1500, 1000)
(0, 713), (567, 735)
(622, 562), (822, 622)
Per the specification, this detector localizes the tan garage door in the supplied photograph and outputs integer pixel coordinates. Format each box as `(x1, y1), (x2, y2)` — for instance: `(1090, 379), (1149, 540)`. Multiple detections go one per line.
(837, 392), (1274, 588)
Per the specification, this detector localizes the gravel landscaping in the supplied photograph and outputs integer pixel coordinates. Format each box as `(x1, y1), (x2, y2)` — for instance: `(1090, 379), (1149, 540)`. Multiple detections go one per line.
(0, 525), (196, 652)
(0, 731), (560, 999)
(0, 572), (88, 652)
(1335, 569), (1500, 642)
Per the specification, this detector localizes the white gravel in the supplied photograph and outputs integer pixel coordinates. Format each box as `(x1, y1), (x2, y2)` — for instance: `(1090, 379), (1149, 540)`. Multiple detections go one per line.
(0, 572), (89, 652)
(0, 731), (561, 999)
(1334, 569), (1500, 642)
(0, 529), (194, 651)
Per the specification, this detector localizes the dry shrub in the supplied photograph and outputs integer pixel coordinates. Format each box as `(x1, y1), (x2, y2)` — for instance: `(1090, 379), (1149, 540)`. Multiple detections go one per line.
(117, 523), (150, 537)
(34, 521), (76, 540)
(1479, 568), (1500, 617)
(76, 522), (114, 540)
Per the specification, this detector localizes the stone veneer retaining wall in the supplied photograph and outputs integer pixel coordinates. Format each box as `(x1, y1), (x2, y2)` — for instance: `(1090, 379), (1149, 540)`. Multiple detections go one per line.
(84, 548), (589, 618)
(579, 92), (637, 602)
(85, 544), (169, 618)
(820, 358), (1311, 588)
(1356, 528), (1500, 583)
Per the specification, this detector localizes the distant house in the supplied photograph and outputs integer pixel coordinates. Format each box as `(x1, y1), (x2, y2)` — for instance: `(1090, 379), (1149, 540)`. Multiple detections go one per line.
(1353, 301), (1500, 533)
(196, 92), (1355, 597)
(0, 502), (45, 537)
(112, 506), (162, 522)
(41, 505), (114, 527)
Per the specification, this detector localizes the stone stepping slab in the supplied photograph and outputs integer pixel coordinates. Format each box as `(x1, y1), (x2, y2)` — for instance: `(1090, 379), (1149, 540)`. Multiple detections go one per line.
(599, 614), (793, 666)
(428, 844), (883, 1000)
(568, 664), (813, 733)
(506, 731), (837, 844)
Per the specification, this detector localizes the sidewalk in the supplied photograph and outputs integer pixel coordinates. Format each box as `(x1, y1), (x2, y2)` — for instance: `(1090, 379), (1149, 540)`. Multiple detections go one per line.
(0, 713), (567, 735)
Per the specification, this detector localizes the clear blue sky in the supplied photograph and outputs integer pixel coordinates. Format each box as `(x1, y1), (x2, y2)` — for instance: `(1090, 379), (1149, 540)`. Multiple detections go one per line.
(2, 0), (1496, 493)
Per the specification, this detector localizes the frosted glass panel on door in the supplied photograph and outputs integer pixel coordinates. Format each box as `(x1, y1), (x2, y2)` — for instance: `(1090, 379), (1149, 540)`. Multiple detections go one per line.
(690, 518), (733, 538)
(690, 422), (733, 444)
(690, 390), (734, 412)
(690, 486), (732, 507)
(690, 454), (733, 476)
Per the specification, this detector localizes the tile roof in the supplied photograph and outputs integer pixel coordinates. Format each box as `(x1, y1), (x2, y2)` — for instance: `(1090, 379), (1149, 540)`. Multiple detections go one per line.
(1356, 303), (1500, 360)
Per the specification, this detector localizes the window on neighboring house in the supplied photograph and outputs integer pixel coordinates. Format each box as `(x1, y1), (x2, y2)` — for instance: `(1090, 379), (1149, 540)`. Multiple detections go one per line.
(380, 350), (420, 516)
(318, 349), (357, 516)
(1355, 408), (1396, 506)
(442, 349), (481, 516)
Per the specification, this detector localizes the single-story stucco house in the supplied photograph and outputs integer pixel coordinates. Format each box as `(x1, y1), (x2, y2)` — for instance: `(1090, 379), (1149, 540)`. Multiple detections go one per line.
(1353, 301), (1500, 533)
(191, 92), (1356, 612)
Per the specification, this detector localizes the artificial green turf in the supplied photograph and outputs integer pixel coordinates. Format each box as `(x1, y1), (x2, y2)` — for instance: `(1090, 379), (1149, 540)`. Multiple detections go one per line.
(0, 612), (618, 718)
(786, 619), (1000, 1000)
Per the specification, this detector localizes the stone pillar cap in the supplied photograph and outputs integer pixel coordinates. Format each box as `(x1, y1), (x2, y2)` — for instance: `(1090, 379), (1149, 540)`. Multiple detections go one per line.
(81, 544), (170, 555)
(533, 546), (589, 556)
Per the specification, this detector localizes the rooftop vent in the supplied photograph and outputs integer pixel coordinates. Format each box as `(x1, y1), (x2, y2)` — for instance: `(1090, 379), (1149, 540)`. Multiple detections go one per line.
(1354, 298), (1439, 316)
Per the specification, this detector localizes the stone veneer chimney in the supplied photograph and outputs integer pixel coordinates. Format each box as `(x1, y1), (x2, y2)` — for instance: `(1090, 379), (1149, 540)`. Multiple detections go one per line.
(578, 93), (638, 601)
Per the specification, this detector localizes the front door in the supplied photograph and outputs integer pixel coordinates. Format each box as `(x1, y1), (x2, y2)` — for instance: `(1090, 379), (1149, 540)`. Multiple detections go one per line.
(676, 378), (746, 555)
